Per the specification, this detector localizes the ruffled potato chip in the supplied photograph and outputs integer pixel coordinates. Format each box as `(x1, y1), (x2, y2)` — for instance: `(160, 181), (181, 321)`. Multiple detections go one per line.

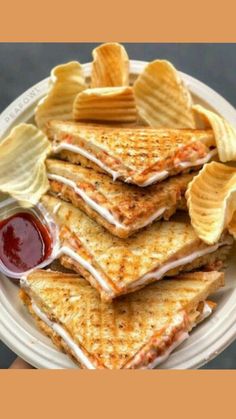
(0, 124), (51, 207)
(133, 60), (195, 129)
(35, 61), (86, 130)
(186, 161), (236, 244)
(73, 86), (137, 123)
(228, 212), (236, 239)
(193, 104), (236, 162)
(91, 43), (129, 88)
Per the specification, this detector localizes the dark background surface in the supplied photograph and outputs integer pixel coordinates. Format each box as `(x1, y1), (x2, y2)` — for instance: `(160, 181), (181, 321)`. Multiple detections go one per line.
(0, 43), (236, 369)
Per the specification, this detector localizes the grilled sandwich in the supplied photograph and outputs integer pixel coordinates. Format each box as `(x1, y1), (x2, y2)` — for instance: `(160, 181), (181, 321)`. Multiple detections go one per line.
(47, 158), (193, 238)
(20, 269), (224, 369)
(41, 194), (232, 301)
(46, 120), (217, 186)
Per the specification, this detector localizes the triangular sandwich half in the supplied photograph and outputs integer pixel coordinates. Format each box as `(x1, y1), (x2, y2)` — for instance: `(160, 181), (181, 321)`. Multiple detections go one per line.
(47, 158), (193, 238)
(46, 120), (217, 186)
(41, 194), (232, 301)
(20, 270), (224, 369)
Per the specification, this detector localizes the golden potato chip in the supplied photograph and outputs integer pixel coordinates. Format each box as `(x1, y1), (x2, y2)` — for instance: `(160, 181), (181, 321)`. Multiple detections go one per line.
(193, 104), (236, 162)
(186, 161), (236, 244)
(133, 60), (195, 129)
(0, 124), (51, 206)
(228, 212), (236, 239)
(73, 86), (137, 122)
(91, 43), (129, 88)
(35, 61), (86, 130)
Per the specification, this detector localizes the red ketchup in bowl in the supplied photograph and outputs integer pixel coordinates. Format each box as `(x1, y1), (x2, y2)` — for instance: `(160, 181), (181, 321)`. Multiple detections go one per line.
(0, 212), (52, 273)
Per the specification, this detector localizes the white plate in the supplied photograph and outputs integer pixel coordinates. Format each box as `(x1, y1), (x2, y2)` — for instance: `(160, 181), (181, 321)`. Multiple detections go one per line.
(0, 61), (236, 369)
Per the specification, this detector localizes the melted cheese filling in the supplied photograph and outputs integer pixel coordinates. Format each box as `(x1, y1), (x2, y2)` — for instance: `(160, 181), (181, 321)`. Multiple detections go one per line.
(57, 246), (114, 295)
(178, 149), (217, 169)
(31, 302), (96, 369)
(139, 149), (218, 187)
(52, 142), (217, 186)
(196, 301), (213, 324)
(147, 302), (213, 368)
(52, 143), (120, 180)
(146, 331), (189, 369)
(30, 300), (212, 369)
(129, 241), (225, 290)
(48, 173), (166, 231)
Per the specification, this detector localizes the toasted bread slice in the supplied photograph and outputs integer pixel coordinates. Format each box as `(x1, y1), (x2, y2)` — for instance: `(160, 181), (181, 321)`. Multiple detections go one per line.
(20, 270), (224, 369)
(41, 195), (232, 300)
(46, 120), (217, 186)
(47, 158), (193, 238)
